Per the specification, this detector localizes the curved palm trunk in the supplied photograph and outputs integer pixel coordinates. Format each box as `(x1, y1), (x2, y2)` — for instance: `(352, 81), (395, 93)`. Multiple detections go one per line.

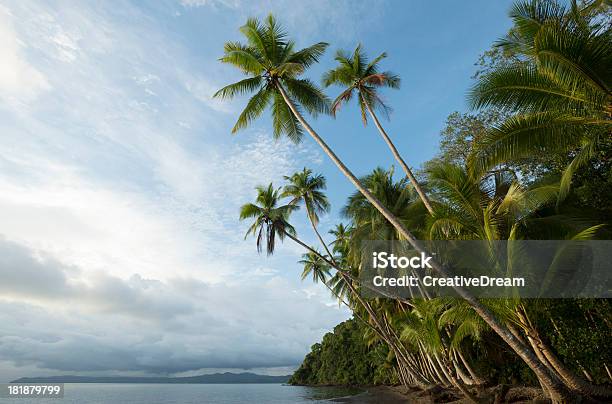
(457, 350), (484, 385)
(517, 308), (612, 398)
(276, 82), (575, 403)
(319, 269), (420, 391)
(362, 97), (434, 215)
(283, 230), (430, 388)
(434, 352), (478, 403)
(304, 205), (336, 264)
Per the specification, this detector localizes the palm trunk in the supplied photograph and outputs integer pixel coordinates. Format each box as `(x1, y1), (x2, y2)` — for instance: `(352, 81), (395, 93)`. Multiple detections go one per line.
(304, 205), (336, 265)
(283, 230), (429, 388)
(457, 349), (484, 385)
(363, 96), (434, 215)
(434, 352), (478, 403)
(277, 82), (575, 403)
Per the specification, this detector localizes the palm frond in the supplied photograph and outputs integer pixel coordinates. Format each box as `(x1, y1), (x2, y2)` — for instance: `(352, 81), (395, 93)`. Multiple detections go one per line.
(220, 42), (265, 75)
(468, 112), (602, 177)
(239, 18), (272, 61)
(364, 51), (387, 76)
(286, 42), (329, 68)
(214, 76), (263, 100)
(469, 64), (602, 113)
(232, 86), (273, 133)
(535, 23), (612, 95)
(272, 91), (303, 142)
(284, 78), (331, 116)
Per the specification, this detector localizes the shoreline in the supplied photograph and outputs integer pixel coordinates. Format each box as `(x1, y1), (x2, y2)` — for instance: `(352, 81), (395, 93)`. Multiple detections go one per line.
(325, 384), (548, 403)
(330, 386), (409, 403)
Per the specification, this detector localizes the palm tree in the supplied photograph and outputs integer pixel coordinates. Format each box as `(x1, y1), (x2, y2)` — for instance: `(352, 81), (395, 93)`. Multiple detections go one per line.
(329, 223), (352, 252)
(468, 0), (612, 204)
(218, 16), (573, 402)
(240, 182), (431, 388)
(323, 45), (435, 214)
(214, 15), (330, 143)
(425, 160), (611, 398)
(298, 250), (331, 284)
(282, 170), (432, 388)
(282, 168), (335, 259)
(239, 183), (298, 255)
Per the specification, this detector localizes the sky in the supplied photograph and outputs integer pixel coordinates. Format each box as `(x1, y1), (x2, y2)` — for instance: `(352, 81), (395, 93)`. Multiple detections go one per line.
(0, 0), (512, 381)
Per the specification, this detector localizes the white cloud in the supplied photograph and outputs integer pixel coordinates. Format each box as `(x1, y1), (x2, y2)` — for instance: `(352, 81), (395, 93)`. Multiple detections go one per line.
(0, 0), (346, 382)
(178, 0), (385, 42)
(183, 74), (233, 113)
(0, 6), (51, 107)
(0, 238), (348, 381)
(180, 0), (240, 8)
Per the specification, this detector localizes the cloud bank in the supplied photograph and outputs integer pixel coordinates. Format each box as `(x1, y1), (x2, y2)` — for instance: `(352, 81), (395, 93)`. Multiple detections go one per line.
(0, 0), (349, 382)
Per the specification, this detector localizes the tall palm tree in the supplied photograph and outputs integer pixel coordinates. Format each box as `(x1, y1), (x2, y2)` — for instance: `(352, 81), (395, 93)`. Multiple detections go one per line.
(239, 183), (298, 255)
(218, 16), (573, 402)
(329, 223), (352, 252)
(323, 45), (435, 214)
(214, 15), (330, 143)
(282, 170), (431, 388)
(298, 250), (331, 284)
(425, 160), (611, 398)
(239, 182), (430, 388)
(282, 168), (335, 259)
(469, 0), (612, 204)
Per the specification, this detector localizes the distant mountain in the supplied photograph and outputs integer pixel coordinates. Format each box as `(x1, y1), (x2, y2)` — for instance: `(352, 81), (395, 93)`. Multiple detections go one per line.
(11, 372), (291, 384)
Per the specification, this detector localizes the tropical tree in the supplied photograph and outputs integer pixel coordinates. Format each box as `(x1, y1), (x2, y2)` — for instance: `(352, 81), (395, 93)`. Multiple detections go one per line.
(214, 14), (330, 143)
(239, 180), (430, 388)
(329, 223), (352, 250)
(282, 169), (432, 388)
(283, 168), (335, 259)
(298, 250), (331, 284)
(425, 160), (611, 397)
(239, 183), (297, 255)
(323, 45), (434, 214)
(468, 0), (612, 204)
(218, 15), (576, 402)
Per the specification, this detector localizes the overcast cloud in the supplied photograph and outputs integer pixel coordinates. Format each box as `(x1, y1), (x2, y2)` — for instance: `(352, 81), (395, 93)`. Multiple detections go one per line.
(0, 0), (377, 382)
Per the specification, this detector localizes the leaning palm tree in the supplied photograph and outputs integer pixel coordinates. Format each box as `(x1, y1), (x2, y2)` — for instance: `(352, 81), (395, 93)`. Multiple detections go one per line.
(323, 45), (434, 214)
(283, 168), (334, 258)
(217, 15), (573, 402)
(468, 0), (612, 204)
(213, 14), (330, 143)
(239, 183), (297, 255)
(425, 160), (611, 398)
(283, 170), (431, 388)
(298, 250), (331, 284)
(239, 182), (430, 388)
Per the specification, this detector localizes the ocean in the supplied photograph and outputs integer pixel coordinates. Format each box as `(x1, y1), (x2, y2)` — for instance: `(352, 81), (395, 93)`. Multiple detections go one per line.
(0, 383), (362, 403)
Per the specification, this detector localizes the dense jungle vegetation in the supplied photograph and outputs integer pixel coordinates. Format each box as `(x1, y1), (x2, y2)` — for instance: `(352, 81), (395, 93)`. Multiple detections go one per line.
(215, 0), (612, 401)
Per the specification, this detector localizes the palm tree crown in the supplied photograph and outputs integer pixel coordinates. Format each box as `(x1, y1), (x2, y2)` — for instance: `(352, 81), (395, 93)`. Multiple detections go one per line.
(468, 0), (611, 201)
(298, 250), (331, 284)
(239, 183), (298, 255)
(282, 168), (330, 225)
(322, 44), (400, 123)
(214, 15), (331, 143)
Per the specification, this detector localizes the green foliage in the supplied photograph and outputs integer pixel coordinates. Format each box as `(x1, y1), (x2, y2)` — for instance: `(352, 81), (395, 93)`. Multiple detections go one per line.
(215, 14), (330, 143)
(283, 168), (330, 225)
(468, 0), (612, 204)
(231, 3), (612, 392)
(239, 183), (298, 255)
(289, 319), (397, 386)
(527, 299), (612, 384)
(323, 45), (400, 123)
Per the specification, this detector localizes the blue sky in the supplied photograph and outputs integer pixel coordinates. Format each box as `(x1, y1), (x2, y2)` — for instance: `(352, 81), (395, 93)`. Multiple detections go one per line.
(0, 0), (512, 381)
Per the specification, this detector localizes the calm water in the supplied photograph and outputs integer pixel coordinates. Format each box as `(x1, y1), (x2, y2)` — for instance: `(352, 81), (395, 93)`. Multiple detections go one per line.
(0, 383), (362, 404)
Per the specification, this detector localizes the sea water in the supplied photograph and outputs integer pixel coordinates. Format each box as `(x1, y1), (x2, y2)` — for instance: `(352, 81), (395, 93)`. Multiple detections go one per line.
(0, 383), (362, 403)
